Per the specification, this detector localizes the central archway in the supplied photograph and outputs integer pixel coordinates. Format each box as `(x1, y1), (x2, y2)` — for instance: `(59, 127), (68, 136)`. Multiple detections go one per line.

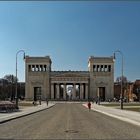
(65, 84), (80, 101)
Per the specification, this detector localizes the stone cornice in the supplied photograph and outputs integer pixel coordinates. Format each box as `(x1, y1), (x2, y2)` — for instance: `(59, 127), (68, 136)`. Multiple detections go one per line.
(51, 71), (89, 77)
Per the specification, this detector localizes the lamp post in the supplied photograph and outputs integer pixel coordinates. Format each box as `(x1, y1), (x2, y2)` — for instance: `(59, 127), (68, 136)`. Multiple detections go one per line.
(15, 50), (25, 109)
(114, 50), (124, 109)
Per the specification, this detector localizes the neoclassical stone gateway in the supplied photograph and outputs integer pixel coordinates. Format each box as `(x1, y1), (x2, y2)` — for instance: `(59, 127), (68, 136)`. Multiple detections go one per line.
(25, 56), (114, 101)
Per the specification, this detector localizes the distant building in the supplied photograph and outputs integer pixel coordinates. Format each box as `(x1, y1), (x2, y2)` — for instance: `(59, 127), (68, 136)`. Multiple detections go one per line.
(133, 80), (140, 101)
(25, 56), (114, 101)
(114, 82), (135, 102)
(114, 83), (121, 99)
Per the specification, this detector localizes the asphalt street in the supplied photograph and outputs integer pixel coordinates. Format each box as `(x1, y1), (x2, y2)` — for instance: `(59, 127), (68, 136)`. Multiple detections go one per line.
(0, 103), (140, 139)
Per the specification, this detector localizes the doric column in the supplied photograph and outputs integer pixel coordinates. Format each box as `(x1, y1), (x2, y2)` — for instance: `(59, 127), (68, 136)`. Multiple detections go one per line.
(31, 65), (34, 71)
(38, 65), (40, 71)
(35, 65), (37, 71)
(72, 83), (76, 100)
(56, 83), (60, 99)
(44, 65), (46, 71)
(63, 84), (66, 100)
(80, 83), (84, 99)
(103, 65), (105, 72)
(39, 65), (42, 71)
(99, 65), (101, 72)
(85, 83), (88, 100)
(51, 83), (54, 99)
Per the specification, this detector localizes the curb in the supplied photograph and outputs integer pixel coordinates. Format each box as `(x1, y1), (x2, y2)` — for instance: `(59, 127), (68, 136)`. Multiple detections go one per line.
(0, 104), (55, 124)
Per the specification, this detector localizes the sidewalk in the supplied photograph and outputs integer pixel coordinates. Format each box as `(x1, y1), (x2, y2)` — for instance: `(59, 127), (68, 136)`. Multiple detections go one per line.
(83, 103), (140, 127)
(0, 102), (55, 124)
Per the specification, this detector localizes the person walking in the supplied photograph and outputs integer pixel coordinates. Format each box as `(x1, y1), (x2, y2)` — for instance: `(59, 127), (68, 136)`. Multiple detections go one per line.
(87, 101), (91, 112)
(46, 98), (48, 106)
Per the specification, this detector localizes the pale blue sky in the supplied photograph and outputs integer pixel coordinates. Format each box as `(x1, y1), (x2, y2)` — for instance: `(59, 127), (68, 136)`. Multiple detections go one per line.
(0, 1), (140, 82)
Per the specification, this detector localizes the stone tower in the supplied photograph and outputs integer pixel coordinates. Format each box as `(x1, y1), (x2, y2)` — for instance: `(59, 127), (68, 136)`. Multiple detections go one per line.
(88, 56), (114, 101)
(25, 56), (52, 100)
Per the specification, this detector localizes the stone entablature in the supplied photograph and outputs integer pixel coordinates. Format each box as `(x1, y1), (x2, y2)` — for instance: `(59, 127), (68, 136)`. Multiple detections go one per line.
(26, 56), (52, 63)
(88, 56), (114, 63)
(25, 55), (114, 101)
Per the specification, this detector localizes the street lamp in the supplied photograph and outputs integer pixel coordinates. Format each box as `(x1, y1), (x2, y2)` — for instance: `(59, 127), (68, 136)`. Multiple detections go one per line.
(113, 50), (124, 109)
(15, 50), (25, 109)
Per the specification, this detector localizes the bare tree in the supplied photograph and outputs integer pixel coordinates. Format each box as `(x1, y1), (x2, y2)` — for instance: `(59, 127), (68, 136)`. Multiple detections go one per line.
(4, 74), (18, 83)
(0, 78), (9, 100)
(3, 75), (18, 101)
(116, 76), (128, 84)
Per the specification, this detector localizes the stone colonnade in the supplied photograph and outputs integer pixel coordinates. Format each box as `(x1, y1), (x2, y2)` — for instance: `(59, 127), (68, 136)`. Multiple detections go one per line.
(28, 64), (48, 72)
(51, 82), (89, 100)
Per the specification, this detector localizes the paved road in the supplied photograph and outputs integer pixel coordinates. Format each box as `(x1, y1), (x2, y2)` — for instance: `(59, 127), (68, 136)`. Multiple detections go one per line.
(0, 103), (140, 139)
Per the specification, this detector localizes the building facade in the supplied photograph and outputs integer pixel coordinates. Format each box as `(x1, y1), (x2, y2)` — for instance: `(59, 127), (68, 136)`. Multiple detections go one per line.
(25, 56), (114, 101)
